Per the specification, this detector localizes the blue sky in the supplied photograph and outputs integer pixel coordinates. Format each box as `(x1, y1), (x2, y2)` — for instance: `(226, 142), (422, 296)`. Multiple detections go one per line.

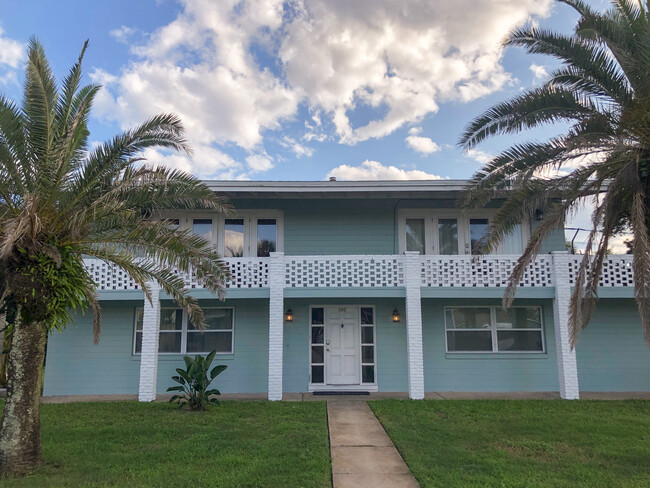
(0, 0), (611, 184)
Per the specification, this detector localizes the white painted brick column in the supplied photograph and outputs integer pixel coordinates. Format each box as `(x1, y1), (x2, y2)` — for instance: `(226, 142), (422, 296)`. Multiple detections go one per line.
(268, 252), (285, 401)
(138, 282), (161, 402)
(404, 251), (425, 400)
(551, 251), (580, 400)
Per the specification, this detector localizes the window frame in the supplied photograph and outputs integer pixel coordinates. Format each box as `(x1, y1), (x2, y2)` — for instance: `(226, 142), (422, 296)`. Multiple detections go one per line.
(152, 210), (284, 257)
(397, 209), (530, 255)
(133, 306), (235, 356)
(444, 305), (545, 354)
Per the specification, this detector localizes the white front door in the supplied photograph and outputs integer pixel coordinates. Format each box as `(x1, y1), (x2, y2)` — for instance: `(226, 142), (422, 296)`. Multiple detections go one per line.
(325, 306), (360, 385)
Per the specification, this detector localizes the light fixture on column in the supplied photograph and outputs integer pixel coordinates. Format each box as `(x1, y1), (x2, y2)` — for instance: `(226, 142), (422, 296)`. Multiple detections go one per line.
(285, 308), (294, 322)
(392, 307), (400, 323)
(535, 208), (544, 221)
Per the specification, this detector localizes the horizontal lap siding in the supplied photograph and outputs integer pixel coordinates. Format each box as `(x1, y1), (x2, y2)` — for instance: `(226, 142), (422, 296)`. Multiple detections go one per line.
(43, 301), (141, 395)
(576, 300), (650, 391)
(155, 299), (269, 394)
(422, 299), (559, 392)
(283, 200), (396, 255)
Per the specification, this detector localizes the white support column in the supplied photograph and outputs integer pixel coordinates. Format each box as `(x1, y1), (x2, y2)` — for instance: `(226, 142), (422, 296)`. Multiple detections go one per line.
(551, 251), (580, 400)
(268, 252), (285, 401)
(404, 251), (425, 400)
(138, 282), (161, 402)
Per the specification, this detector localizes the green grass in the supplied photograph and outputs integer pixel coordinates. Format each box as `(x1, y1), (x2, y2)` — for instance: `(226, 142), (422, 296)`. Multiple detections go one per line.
(369, 399), (650, 488)
(2, 401), (331, 488)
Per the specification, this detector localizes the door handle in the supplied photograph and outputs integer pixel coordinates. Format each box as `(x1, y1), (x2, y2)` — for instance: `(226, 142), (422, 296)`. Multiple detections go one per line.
(326, 340), (330, 345)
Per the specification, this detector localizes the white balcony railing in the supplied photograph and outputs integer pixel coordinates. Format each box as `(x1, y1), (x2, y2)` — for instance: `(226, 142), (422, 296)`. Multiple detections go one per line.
(420, 255), (554, 288)
(284, 255), (404, 288)
(567, 254), (634, 287)
(86, 254), (636, 292)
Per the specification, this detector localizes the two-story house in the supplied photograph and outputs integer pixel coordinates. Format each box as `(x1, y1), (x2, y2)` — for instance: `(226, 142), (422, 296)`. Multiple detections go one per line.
(42, 180), (650, 400)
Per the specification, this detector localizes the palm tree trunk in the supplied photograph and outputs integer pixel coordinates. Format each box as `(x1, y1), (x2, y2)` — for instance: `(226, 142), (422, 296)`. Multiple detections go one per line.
(0, 320), (47, 478)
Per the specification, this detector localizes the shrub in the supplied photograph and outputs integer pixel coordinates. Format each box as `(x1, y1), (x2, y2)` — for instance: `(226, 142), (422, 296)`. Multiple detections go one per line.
(167, 351), (227, 410)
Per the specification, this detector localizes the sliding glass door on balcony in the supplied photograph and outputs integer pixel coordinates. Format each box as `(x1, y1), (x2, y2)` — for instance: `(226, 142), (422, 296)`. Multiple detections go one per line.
(398, 211), (528, 255)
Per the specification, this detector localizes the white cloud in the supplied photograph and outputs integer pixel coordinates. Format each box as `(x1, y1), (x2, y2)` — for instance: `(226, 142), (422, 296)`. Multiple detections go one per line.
(88, 0), (553, 175)
(0, 27), (24, 68)
(279, 136), (314, 157)
(110, 26), (137, 44)
(327, 160), (442, 180)
(466, 148), (493, 164)
(529, 63), (548, 83)
(405, 134), (441, 154)
(246, 154), (274, 172)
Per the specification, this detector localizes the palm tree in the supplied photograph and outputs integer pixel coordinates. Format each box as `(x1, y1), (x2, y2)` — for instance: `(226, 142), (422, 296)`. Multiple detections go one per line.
(0, 39), (230, 477)
(458, 0), (650, 347)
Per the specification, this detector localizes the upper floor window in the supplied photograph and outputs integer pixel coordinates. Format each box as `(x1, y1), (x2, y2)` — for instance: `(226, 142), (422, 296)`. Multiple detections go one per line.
(161, 211), (283, 258)
(398, 210), (528, 255)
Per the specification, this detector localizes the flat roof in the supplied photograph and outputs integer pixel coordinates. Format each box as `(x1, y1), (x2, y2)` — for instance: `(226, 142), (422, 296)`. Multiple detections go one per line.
(204, 179), (471, 199)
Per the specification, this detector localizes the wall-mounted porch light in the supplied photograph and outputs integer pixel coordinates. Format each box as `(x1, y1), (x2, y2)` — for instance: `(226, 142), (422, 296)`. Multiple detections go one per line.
(392, 307), (401, 323)
(534, 208), (544, 221)
(285, 308), (294, 322)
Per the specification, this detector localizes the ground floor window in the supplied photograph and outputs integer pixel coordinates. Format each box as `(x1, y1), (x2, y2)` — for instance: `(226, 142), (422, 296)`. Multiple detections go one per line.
(445, 306), (544, 353)
(134, 308), (234, 355)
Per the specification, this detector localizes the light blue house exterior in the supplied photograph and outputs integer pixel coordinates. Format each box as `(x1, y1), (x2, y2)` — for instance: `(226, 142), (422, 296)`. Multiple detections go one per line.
(43, 180), (650, 400)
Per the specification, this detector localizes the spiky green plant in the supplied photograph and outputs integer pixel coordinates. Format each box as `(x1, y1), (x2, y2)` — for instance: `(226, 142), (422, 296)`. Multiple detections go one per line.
(459, 0), (650, 348)
(167, 351), (227, 411)
(0, 39), (230, 477)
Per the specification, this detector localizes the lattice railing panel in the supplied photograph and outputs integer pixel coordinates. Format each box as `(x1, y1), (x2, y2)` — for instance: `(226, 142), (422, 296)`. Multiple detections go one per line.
(86, 258), (269, 290)
(178, 258), (270, 289)
(85, 258), (140, 290)
(420, 255), (554, 288)
(567, 255), (634, 287)
(285, 256), (404, 287)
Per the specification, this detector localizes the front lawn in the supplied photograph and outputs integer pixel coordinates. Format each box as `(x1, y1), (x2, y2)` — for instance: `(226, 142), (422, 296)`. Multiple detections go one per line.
(2, 401), (331, 488)
(370, 400), (650, 488)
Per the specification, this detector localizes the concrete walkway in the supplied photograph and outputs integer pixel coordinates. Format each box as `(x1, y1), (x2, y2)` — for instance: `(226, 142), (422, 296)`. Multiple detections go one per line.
(327, 401), (419, 488)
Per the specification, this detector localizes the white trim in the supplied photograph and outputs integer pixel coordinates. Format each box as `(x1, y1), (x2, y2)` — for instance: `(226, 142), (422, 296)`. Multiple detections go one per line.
(444, 305), (546, 354)
(397, 209), (531, 255)
(308, 384), (379, 392)
(308, 304), (378, 389)
(219, 210), (284, 257)
(205, 179), (471, 193)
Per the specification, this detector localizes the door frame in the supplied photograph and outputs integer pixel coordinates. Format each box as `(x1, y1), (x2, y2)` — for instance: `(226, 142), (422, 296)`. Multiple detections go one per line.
(308, 304), (378, 392)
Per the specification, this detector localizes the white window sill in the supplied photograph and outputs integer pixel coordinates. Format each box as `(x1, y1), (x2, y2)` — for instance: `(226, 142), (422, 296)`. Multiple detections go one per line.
(445, 352), (547, 360)
(132, 353), (235, 361)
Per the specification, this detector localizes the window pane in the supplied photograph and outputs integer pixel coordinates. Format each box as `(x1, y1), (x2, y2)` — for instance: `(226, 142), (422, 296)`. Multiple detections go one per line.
(311, 365), (324, 383)
(186, 331), (232, 353)
(165, 218), (180, 230)
(189, 309), (233, 330)
(311, 308), (324, 325)
(193, 219), (212, 242)
(311, 326), (324, 344)
(160, 309), (182, 330)
(497, 331), (543, 352)
(361, 326), (374, 344)
(438, 219), (459, 255)
(362, 365), (375, 383)
(134, 331), (142, 353)
(135, 308), (143, 331)
(224, 219), (244, 257)
(360, 307), (374, 325)
(311, 346), (324, 364)
(257, 219), (276, 257)
(406, 219), (425, 254)
(470, 218), (489, 254)
(159, 332), (182, 353)
(362, 346), (374, 363)
(445, 308), (491, 329)
(502, 224), (523, 254)
(446, 331), (492, 352)
(496, 307), (542, 329)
